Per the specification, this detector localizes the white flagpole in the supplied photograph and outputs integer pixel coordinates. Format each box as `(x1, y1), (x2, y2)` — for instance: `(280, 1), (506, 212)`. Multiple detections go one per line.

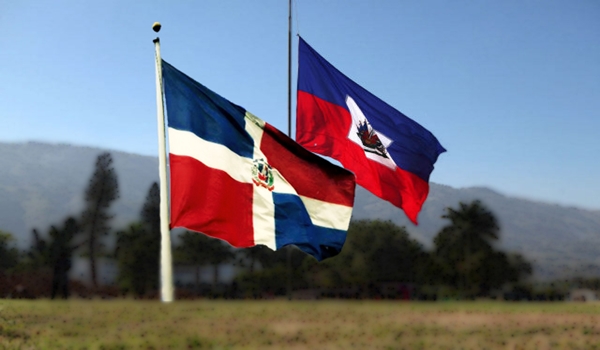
(152, 22), (174, 303)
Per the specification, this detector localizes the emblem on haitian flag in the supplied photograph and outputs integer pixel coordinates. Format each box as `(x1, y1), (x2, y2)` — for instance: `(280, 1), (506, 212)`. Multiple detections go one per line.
(345, 95), (395, 169)
(252, 158), (275, 191)
(356, 120), (389, 158)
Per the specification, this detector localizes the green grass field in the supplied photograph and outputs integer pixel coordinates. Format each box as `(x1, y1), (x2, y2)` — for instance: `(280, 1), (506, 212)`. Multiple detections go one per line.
(1, 299), (600, 349)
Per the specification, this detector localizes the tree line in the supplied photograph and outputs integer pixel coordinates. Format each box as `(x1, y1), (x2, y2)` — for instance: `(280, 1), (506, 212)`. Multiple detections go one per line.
(0, 152), (554, 300)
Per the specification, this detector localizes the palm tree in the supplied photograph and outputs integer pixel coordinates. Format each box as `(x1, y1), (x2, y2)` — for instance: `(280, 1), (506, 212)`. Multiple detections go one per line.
(433, 200), (500, 295)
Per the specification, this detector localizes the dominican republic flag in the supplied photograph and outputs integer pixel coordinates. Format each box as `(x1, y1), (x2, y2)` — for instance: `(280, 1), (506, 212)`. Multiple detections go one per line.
(162, 60), (356, 261)
(296, 37), (446, 224)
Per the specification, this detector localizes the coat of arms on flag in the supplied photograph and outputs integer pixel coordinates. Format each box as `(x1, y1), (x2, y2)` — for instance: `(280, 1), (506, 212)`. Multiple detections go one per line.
(345, 95), (396, 169)
(252, 158), (275, 191)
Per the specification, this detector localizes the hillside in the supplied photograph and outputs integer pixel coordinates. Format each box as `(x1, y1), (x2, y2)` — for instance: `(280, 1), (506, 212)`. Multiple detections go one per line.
(0, 142), (158, 248)
(1, 141), (599, 280)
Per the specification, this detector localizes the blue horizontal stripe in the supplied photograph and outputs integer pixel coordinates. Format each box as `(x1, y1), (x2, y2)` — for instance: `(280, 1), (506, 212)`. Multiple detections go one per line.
(162, 60), (254, 159)
(272, 192), (346, 261)
(297, 37), (446, 182)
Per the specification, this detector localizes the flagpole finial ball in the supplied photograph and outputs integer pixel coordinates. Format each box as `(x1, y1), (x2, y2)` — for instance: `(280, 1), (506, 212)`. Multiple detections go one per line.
(152, 22), (162, 33)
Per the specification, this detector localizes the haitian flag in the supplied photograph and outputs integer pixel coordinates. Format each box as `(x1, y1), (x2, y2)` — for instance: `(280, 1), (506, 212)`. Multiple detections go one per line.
(296, 37), (446, 224)
(162, 60), (356, 261)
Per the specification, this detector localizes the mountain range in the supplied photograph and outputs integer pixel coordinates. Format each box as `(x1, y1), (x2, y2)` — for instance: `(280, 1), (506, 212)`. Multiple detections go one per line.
(1, 141), (599, 280)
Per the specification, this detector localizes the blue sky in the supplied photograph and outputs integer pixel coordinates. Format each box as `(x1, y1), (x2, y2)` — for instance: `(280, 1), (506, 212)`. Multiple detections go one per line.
(2, 0), (599, 210)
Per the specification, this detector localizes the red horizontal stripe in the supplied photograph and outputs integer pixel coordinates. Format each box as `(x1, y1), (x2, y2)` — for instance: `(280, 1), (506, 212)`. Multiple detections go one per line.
(296, 91), (429, 224)
(261, 123), (355, 207)
(169, 154), (255, 247)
